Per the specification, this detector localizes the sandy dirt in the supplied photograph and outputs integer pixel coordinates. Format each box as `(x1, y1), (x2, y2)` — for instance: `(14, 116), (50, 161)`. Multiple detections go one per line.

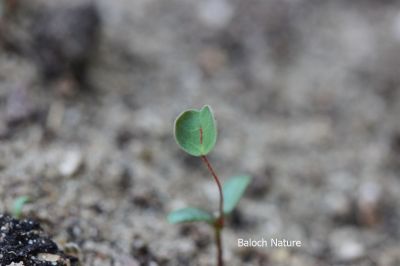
(1, 0), (400, 265)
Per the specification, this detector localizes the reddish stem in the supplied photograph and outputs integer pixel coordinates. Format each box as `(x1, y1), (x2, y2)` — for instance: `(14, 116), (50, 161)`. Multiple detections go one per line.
(201, 155), (224, 266)
(201, 156), (224, 224)
(215, 226), (223, 266)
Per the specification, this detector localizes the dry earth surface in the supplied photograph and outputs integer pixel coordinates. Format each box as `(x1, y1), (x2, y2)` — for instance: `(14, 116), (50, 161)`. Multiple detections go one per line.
(1, 0), (400, 265)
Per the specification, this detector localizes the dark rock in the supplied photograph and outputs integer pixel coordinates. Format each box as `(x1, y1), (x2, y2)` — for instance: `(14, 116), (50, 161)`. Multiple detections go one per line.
(32, 3), (101, 86)
(0, 214), (79, 265)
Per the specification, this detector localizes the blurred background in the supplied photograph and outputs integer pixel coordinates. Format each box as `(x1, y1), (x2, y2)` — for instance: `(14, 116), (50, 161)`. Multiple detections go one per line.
(1, 0), (400, 265)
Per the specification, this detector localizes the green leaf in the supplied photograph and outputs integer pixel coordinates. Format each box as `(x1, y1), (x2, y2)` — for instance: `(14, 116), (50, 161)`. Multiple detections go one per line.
(167, 207), (215, 224)
(174, 105), (217, 157)
(12, 196), (30, 219)
(223, 176), (251, 214)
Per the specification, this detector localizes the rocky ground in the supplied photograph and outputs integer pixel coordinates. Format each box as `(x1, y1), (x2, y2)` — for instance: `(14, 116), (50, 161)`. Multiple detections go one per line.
(1, 0), (400, 265)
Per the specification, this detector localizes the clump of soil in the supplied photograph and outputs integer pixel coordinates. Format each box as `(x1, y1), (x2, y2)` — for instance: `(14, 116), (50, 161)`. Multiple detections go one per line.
(0, 214), (79, 266)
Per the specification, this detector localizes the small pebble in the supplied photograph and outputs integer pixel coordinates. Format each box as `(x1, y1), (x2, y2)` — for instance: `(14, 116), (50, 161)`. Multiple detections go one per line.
(333, 241), (365, 262)
(329, 229), (365, 262)
(197, 0), (234, 29)
(59, 150), (84, 177)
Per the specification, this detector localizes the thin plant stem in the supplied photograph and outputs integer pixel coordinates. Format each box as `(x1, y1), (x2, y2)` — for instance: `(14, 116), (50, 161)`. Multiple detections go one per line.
(214, 226), (223, 266)
(201, 155), (224, 266)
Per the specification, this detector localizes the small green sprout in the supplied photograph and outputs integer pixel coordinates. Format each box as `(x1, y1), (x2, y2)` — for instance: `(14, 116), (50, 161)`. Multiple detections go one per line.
(168, 105), (251, 266)
(12, 196), (30, 219)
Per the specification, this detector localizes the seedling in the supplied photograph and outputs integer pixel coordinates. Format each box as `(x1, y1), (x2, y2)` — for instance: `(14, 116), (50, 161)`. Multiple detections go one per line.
(168, 105), (251, 266)
(11, 195), (30, 219)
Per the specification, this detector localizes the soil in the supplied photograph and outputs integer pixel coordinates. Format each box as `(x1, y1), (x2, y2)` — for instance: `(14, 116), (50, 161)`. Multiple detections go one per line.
(0, 214), (79, 265)
(1, 0), (400, 265)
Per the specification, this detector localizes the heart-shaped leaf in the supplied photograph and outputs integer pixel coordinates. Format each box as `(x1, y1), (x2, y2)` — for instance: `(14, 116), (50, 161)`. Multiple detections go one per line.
(174, 105), (217, 157)
(167, 207), (215, 224)
(223, 176), (251, 214)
